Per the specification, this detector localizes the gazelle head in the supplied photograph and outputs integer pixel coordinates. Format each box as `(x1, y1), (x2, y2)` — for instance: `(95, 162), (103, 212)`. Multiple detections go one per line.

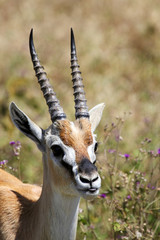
(10, 29), (105, 200)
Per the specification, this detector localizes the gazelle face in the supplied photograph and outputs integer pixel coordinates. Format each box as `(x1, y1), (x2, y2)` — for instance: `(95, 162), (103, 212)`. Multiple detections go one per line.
(10, 102), (104, 200)
(45, 118), (101, 199)
(9, 29), (105, 200)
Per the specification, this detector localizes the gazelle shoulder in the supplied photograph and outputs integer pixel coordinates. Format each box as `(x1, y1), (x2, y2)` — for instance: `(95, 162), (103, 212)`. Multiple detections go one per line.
(0, 169), (22, 185)
(0, 169), (41, 201)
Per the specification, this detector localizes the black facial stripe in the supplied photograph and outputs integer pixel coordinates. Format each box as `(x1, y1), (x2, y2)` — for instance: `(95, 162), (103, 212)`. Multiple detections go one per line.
(61, 160), (73, 176)
(94, 142), (98, 152)
(93, 159), (96, 164)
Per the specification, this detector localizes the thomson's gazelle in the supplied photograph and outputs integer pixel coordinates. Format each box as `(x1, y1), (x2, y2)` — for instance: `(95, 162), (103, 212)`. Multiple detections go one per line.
(0, 29), (105, 240)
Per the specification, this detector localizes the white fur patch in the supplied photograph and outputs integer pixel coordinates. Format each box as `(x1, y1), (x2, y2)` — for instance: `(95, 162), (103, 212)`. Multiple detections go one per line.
(87, 144), (96, 163)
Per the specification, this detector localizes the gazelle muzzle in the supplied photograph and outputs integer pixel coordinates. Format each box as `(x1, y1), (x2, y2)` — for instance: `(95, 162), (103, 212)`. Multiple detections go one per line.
(73, 158), (101, 197)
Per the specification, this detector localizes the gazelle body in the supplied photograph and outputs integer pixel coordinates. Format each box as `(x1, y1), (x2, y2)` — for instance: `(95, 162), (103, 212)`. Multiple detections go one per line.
(0, 29), (105, 240)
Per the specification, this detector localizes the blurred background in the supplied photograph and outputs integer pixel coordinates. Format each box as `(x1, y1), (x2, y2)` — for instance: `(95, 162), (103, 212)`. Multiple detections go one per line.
(0, 0), (160, 231)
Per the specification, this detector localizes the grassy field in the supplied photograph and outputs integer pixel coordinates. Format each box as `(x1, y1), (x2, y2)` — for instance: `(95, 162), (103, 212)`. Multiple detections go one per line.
(0, 0), (160, 239)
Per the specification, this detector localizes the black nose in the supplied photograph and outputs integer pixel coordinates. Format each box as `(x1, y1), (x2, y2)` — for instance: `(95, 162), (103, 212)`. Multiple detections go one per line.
(78, 158), (97, 175)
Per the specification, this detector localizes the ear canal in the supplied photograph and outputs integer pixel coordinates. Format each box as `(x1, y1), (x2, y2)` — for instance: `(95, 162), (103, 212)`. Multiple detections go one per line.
(29, 29), (66, 122)
(9, 102), (44, 150)
(70, 28), (89, 119)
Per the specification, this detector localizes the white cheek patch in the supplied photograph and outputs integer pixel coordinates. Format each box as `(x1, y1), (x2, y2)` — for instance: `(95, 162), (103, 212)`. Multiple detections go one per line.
(63, 146), (76, 167)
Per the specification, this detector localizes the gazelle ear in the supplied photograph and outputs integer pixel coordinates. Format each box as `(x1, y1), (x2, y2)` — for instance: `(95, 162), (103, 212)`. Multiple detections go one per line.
(9, 102), (44, 151)
(89, 103), (105, 132)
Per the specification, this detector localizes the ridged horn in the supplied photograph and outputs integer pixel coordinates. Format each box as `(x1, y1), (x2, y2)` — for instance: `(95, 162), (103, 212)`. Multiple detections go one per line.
(29, 29), (66, 122)
(70, 28), (89, 119)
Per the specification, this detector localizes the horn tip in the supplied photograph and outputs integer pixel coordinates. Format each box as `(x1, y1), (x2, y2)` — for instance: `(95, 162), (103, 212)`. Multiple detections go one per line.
(71, 28), (76, 53)
(30, 28), (33, 34)
(29, 28), (36, 58)
(29, 28), (33, 44)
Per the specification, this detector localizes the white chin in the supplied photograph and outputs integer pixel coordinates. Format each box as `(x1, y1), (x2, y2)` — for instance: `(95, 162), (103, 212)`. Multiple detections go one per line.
(79, 189), (100, 200)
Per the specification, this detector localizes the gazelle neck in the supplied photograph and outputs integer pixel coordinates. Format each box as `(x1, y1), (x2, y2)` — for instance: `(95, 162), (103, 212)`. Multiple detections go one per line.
(37, 153), (80, 240)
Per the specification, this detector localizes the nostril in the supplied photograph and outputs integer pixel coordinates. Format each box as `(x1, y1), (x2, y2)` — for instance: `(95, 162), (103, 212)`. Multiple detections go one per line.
(80, 176), (90, 184)
(80, 176), (99, 184)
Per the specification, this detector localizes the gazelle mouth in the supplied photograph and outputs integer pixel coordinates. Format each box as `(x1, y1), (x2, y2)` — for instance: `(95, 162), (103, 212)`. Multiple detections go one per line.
(88, 188), (98, 193)
(77, 187), (99, 196)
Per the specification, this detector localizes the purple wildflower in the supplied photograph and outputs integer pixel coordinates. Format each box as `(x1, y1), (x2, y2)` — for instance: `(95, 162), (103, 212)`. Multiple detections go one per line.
(10, 141), (21, 156)
(124, 153), (130, 159)
(127, 195), (132, 200)
(157, 148), (160, 155)
(100, 193), (107, 198)
(147, 184), (156, 190)
(0, 160), (8, 165)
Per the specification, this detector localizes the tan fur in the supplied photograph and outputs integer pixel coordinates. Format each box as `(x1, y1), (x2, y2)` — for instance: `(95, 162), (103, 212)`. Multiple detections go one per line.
(0, 169), (41, 240)
(58, 118), (93, 163)
(0, 169), (41, 200)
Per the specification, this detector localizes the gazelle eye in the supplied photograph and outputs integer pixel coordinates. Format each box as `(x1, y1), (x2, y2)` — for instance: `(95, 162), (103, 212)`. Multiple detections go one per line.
(94, 142), (98, 153)
(51, 145), (64, 157)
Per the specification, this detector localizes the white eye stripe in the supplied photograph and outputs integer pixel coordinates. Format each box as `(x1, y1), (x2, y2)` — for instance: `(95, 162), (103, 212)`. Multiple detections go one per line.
(87, 144), (96, 163)
(45, 134), (62, 148)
